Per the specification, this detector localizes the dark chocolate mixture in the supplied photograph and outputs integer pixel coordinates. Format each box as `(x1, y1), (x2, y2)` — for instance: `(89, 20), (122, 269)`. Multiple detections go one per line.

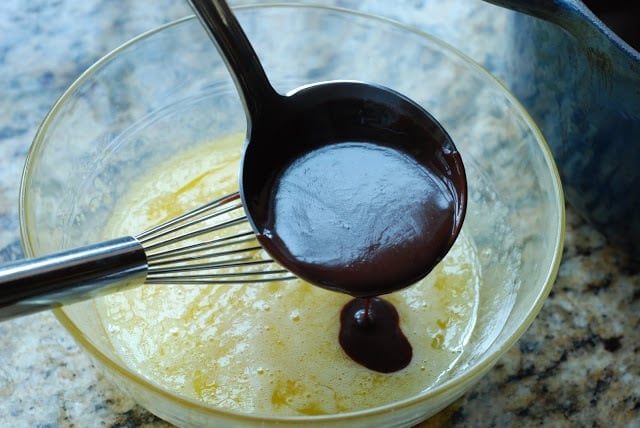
(339, 297), (412, 373)
(261, 142), (459, 297)
(258, 141), (465, 372)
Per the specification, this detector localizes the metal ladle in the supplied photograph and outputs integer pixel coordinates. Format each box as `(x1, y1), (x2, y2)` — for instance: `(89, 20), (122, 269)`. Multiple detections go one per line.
(188, 0), (468, 296)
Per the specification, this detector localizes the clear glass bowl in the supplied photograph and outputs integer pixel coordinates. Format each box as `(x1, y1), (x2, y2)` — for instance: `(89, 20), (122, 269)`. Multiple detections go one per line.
(20, 4), (564, 427)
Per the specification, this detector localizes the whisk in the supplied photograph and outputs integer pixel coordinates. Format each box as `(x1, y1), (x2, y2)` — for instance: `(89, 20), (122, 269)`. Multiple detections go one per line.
(0, 192), (295, 321)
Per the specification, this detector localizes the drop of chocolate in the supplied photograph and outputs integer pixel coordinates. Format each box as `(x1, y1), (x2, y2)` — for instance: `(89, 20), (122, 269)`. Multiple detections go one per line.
(339, 297), (412, 373)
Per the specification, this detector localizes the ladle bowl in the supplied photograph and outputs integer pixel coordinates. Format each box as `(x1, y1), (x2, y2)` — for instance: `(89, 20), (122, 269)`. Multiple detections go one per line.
(188, 0), (467, 296)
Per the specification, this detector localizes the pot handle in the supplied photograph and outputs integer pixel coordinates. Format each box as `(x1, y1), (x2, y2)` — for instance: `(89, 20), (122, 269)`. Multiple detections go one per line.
(481, 0), (640, 68)
(481, 0), (595, 36)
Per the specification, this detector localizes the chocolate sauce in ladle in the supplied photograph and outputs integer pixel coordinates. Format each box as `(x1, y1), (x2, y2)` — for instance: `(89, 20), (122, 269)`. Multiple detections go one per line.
(188, 0), (467, 373)
(261, 139), (464, 372)
(262, 142), (463, 297)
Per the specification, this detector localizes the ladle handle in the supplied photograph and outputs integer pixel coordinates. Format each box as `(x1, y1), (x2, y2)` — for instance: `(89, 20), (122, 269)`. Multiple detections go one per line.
(187, 0), (281, 120)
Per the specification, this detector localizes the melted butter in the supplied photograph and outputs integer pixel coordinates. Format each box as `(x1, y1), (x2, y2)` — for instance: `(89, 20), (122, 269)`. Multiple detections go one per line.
(96, 134), (481, 416)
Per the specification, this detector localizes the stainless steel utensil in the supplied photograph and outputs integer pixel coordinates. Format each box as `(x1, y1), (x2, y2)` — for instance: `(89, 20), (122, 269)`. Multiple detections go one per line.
(0, 192), (293, 320)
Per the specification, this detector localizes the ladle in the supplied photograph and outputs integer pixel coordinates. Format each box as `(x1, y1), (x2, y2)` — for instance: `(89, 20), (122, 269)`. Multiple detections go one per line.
(188, 0), (467, 297)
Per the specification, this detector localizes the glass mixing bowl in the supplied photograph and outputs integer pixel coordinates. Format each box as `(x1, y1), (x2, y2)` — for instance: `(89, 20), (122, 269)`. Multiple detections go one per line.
(20, 4), (564, 427)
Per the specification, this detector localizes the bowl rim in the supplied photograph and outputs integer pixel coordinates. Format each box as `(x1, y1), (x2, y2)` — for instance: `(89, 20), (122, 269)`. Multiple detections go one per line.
(20, 2), (565, 423)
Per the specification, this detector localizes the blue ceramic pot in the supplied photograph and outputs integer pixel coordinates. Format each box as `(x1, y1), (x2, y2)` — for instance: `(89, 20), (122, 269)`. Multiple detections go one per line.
(483, 0), (640, 261)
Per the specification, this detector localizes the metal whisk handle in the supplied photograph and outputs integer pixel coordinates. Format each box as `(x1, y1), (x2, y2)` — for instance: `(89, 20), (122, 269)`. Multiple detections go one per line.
(0, 236), (147, 321)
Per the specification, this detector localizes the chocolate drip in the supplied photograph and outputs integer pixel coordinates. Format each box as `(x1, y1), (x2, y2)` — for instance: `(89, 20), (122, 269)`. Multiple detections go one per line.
(339, 297), (412, 373)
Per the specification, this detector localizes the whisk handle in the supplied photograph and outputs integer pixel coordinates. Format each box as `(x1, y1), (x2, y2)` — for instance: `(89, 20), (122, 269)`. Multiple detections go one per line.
(0, 236), (147, 321)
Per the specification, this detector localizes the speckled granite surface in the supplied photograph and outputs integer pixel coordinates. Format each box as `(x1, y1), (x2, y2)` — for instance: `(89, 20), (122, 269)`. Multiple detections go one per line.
(1, 1), (639, 427)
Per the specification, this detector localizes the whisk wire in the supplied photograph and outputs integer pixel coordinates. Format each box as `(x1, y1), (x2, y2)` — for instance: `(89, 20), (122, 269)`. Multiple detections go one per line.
(142, 215), (247, 252)
(148, 256), (267, 274)
(146, 231), (256, 262)
(149, 243), (263, 267)
(137, 193), (243, 244)
(137, 192), (296, 285)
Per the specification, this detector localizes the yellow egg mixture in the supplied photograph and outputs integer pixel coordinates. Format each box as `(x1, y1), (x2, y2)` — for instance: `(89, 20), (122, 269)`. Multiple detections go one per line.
(96, 134), (481, 416)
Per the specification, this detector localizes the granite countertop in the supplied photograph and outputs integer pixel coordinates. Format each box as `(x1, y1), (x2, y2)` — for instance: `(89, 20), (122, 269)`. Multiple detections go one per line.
(1, 1), (639, 426)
